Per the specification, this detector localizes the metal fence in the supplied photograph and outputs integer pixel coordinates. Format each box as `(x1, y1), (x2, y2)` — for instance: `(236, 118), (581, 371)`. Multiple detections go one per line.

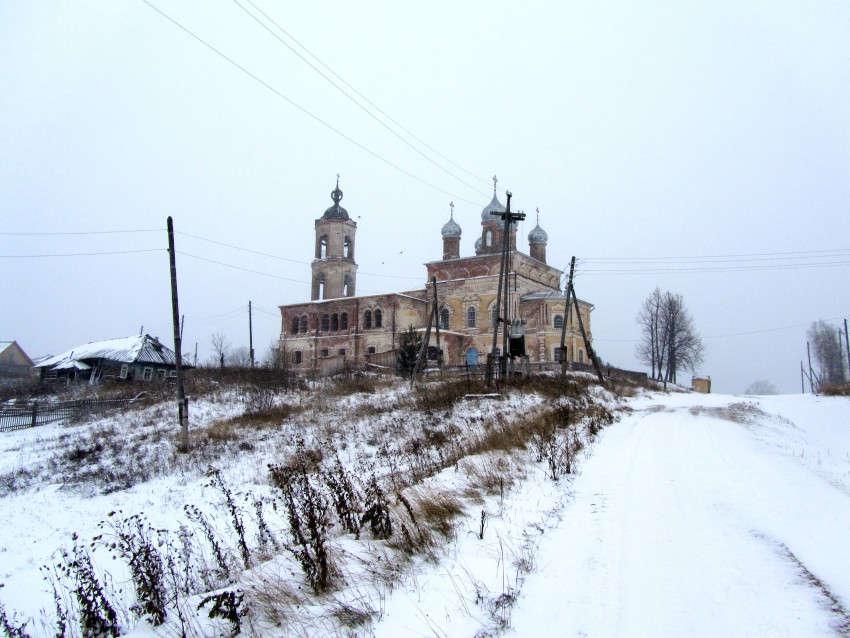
(0, 397), (140, 433)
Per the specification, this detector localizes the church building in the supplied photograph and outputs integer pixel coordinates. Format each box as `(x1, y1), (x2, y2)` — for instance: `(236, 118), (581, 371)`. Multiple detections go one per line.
(278, 178), (594, 374)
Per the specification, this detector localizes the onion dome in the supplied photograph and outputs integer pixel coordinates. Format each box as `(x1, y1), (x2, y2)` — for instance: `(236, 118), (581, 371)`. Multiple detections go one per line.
(481, 191), (506, 222)
(474, 236), (483, 253)
(322, 178), (349, 220)
(441, 212), (462, 238)
(528, 224), (548, 245)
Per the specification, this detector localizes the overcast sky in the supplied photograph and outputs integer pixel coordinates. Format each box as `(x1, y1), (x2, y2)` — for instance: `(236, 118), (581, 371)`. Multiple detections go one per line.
(2, 1), (849, 394)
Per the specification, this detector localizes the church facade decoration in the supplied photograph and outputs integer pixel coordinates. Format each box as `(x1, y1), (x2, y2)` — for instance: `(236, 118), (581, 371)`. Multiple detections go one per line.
(279, 178), (593, 373)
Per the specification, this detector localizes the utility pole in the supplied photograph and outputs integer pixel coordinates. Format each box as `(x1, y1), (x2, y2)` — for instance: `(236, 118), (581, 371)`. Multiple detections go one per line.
(431, 277), (443, 378)
(844, 319), (850, 381)
(569, 263), (605, 385)
(248, 301), (255, 368)
(807, 341), (815, 393)
(488, 192), (525, 386)
(559, 258), (575, 379)
(167, 217), (189, 452)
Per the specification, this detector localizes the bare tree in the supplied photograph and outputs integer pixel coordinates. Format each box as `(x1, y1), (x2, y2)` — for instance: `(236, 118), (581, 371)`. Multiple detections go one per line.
(636, 289), (705, 387)
(807, 320), (845, 387)
(231, 346), (251, 368)
(209, 331), (231, 368)
(745, 380), (778, 395)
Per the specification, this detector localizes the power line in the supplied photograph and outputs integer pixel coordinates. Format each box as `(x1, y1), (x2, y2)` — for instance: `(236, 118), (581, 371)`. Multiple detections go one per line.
(582, 247), (850, 262)
(0, 229), (162, 236)
(0, 249), (163, 258)
(232, 0), (488, 198)
(141, 0), (484, 206)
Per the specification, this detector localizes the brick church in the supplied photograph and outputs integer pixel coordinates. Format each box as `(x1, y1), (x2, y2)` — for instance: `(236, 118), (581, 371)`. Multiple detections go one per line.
(279, 178), (594, 374)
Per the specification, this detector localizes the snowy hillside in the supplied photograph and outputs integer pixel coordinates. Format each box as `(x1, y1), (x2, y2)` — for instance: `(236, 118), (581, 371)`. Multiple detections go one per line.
(1, 374), (848, 637)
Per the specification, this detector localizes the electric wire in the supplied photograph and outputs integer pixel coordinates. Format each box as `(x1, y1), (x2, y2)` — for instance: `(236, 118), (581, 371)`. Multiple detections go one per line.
(0, 229), (162, 236)
(241, 0), (491, 189)
(231, 0), (488, 198)
(0, 249), (163, 258)
(141, 0), (484, 206)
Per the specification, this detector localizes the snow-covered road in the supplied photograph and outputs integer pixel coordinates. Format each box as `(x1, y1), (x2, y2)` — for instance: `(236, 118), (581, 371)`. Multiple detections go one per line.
(510, 393), (850, 637)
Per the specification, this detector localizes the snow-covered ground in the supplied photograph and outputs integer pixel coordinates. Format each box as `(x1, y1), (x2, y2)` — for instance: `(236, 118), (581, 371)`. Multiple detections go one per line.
(1, 384), (848, 637)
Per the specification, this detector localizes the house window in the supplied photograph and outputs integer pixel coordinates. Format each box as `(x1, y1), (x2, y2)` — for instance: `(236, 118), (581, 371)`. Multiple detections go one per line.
(367, 346), (376, 355)
(364, 310), (372, 329)
(142, 367), (153, 381)
(341, 312), (348, 330)
(119, 364), (129, 380)
(157, 369), (166, 380)
(439, 308), (450, 330)
(554, 315), (564, 329)
(169, 370), (177, 377)
(374, 309), (383, 328)
(300, 315), (308, 333)
(467, 306), (476, 328)
(291, 317), (300, 334)
(332, 313), (339, 331)
(321, 314), (330, 331)
(320, 348), (329, 358)
(294, 350), (302, 364)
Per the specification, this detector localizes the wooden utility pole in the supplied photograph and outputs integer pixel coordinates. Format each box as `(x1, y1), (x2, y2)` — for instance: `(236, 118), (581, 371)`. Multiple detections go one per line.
(167, 217), (189, 452)
(844, 319), (850, 380)
(559, 258), (575, 379)
(488, 192), (525, 386)
(568, 262), (605, 384)
(807, 341), (815, 393)
(431, 277), (443, 378)
(248, 301), (255, 368)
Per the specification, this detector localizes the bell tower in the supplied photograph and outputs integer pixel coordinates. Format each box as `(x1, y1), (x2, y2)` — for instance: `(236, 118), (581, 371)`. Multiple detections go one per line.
(311, 176), (358, 300)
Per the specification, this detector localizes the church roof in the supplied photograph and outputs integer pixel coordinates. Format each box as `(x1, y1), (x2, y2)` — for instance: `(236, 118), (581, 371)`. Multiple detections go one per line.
(481, 191), (506, 221)
(528, 223), (548, 244)
(321, 179), (349, 220)
(441, 213), (462, 238)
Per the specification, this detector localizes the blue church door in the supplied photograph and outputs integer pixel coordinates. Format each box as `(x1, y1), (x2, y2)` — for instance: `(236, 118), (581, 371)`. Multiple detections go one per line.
(466, 347), (479, 366)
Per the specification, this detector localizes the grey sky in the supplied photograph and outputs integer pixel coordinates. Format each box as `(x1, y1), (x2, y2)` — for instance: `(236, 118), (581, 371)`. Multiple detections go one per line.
(2, 1), (849, 393)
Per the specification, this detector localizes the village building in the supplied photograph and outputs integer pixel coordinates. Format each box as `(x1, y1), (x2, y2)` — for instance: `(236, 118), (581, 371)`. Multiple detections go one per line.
(279, 179), (594, 374)
(35, 334), (189, 383)
(0, 341), (35, 384)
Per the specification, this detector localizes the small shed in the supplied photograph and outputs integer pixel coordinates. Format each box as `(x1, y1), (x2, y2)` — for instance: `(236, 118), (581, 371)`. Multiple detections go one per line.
(691, 376), (711, 394)
(35, 334), (190, 383)
(0, 341), (35, 382)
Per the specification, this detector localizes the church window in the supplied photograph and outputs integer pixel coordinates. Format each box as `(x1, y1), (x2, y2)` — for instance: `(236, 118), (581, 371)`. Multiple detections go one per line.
(317, 235), (328, 259)
(364, 310), (372, 329)
(554, 347), (564, 363)
(491, 305), (499, 327)
(320, 348), (329, 358)
(300, 315), (308, 333)
(294, 350), (302, 364)
(439, 308), (450, 330)
(554, 314), (564, 329)
(338, 348), (346, 357)
(367, 346), (376, 355)
(578, 349), (585, 364)
(321, 314), (329, 331)
(374, 309), (383, 328)
(341, 312), (348, 330)
(331, 313), (339, 331)
(344, 236), (353, 259)
(291, 317), (300, 334)
(467, 306), (476, 328)
(485, 230), (492, 247)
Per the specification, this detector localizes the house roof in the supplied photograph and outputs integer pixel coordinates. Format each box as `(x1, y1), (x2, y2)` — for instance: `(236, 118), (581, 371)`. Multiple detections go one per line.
(35, 334), (187, 370)
(0, 340), (35, 366)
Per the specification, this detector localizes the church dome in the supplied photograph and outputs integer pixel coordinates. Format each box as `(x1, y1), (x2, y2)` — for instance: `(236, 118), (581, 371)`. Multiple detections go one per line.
(441, 214), (461, 238)
(528, 224), (548, 245)
(322, 180), (349, 220)
(474, 236), (483, 253)
(481, 192), (506, 222)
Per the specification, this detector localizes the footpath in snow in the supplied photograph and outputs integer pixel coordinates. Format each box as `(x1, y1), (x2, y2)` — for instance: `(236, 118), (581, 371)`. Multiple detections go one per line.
(509, 392), (850, 637)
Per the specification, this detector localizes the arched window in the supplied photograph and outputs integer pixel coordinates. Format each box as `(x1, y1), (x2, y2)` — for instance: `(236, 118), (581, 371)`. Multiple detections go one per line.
(341, 312), (348, 330)
(439, 308), (450, 330)
(317, 235), (328, 259)
(317, 273), (325, 300)
(485, 230), (492, 247)
(374, 309), (383, 328)
(331, 313), (339, 331)
(553, 347), (564, 363)
(364, 310), (372, 329)
(338, 348), (346, 357)
(300, 315), (308, 333)
(291, 317), (300, 334)
(320, 348), (329, 358)
(321, 314), (329, 331)
(344, 236), (353, 259)
(491, 305), (499, 327)
(294, 351), (302, 364)
(467, 306), (476, 328)
(578, 349), (585, 364)
(554, 314), (564, 329)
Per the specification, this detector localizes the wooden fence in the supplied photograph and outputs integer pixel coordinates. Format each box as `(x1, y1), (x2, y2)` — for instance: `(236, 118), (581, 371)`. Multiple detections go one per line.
(0, 396), (142, 433)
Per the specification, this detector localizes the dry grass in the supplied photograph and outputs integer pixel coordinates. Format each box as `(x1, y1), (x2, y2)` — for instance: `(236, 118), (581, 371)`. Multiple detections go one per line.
(821, 382), (850, 397)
